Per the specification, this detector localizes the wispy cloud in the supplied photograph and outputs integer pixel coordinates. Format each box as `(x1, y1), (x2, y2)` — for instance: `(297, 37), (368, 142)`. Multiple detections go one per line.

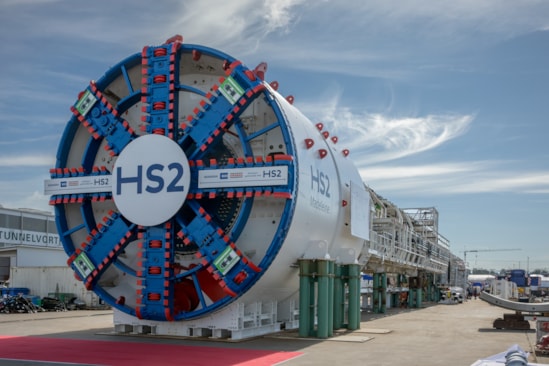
(361, 163), (478, 180)
(452, 172), (549, 194)
(0, 155), (55, 167)
(360, 163), (549, 196)
(169, 0), (306, 56)
(343, 113), (473, 164)
(299, 91), (549, 197)
(299, 91), (473, 164)
(1, 0), (547, 209)
(1, 0), (60, 6)
(0, 134), (60, 146)
(144, 0), (549, 81)
(0, 190), (53, 213)
(0, 175), (52, 212)
(263, 0), (305, 33)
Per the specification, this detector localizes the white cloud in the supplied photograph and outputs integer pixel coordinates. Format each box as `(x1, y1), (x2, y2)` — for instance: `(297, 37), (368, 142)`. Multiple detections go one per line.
(4, 0), (546, 83)
(348, 113), (473, 164)
(299, 91), (473, 164)
(318, 1), (549, 37)
(451, 172), (549, 194)
(0, 155), (55, 167)
(160, 0), (308, 59)
(298, 92), (549, 197)
(1, 0), (60, 6)
(1, 0), (547, 211)
(263, 0), (306, 33)
(360, 163), (549, 196)
(0, 135), (60, 146)
(360, 163), (478, 180)
(5, 190), (53, 213)
(0, 171), (53, 212)
(218, 1), (549, 79)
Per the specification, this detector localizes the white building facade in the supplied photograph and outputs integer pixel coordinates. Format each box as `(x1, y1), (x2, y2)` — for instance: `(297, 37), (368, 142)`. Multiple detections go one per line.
(0, 206), (66, 281)
(0, 206), (99, 305)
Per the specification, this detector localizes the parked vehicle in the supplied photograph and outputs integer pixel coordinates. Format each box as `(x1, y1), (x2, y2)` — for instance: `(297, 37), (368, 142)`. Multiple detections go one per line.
(0, 294), (41, 313)
(440, 287), (464, 304)
(41, 297), (67, 312)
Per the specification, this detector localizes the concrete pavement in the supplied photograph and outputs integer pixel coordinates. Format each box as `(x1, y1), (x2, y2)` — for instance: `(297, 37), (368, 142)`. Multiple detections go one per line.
(0, 299), (547, 365)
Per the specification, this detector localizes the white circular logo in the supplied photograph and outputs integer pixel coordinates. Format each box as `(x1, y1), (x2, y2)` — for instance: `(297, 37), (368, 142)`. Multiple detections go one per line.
(112, 134), (190, 226)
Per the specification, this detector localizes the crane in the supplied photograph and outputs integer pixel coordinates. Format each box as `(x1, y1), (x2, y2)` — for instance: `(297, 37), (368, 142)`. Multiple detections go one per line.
(462, 248), (521, 270)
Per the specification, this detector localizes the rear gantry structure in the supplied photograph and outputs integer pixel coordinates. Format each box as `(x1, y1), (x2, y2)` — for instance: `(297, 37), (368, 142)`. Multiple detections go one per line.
(361, 187), (451, 277)
(358, 187), (456, 312)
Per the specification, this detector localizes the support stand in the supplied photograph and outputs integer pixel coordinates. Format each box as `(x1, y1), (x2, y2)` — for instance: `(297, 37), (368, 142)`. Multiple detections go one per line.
(298, 259), (360, 338)
(408, 276), (422, 308)
(373, 272), (387, 313)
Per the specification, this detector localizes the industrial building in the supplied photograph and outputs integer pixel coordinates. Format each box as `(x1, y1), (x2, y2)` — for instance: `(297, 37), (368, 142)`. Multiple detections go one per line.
(0, 205), (65, 281)
(0, 205), (101, 305)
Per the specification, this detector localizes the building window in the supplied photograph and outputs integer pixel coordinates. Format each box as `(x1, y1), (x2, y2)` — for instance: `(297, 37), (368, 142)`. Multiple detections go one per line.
(22, 217), (47, 232)
(47, 220), (58, 234)
(0, 213), (22, 229)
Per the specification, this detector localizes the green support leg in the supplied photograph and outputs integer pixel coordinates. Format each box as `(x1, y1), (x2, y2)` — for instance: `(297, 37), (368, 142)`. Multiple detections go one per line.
(316, 259), (331, 339)
(391, 274), (402, 309)
(426, 273), (436, 302)
(373, 273), (387, 313)
(373, 273), (379, 313)
(327, 260), (334, 337)
(347, 264), (361, 330)
(408, 288), (424, 308)
(298, 259), (311, 337)
(408, 288), (415, 308)
(333, 264), (344, 330)
(309, 274), (316, 334)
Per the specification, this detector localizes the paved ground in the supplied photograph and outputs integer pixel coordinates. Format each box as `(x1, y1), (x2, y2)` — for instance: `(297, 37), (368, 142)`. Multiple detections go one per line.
(0, 299), (547, 365)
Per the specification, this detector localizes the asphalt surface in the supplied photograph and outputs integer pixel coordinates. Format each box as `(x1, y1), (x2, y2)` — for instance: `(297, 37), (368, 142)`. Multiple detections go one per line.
(0, 299), (547, 365)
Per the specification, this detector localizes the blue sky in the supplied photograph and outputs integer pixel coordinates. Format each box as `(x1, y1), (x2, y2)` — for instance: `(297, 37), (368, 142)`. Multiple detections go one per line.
(1, 0), (548, 271)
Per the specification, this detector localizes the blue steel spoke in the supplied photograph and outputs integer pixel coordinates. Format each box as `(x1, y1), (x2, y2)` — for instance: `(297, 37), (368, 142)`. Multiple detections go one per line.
(135, 223), (177, 321)
(71, 82), (136, 156)
(67, 213), (135, 290)
(177, 62), (266, 161)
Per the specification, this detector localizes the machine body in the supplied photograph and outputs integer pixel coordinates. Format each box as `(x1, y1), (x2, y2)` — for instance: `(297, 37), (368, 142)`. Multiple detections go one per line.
(45, 36), (368, 334)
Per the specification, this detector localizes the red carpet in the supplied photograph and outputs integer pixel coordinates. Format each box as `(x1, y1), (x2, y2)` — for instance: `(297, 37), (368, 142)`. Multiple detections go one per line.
(0, 335), (302, 365)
